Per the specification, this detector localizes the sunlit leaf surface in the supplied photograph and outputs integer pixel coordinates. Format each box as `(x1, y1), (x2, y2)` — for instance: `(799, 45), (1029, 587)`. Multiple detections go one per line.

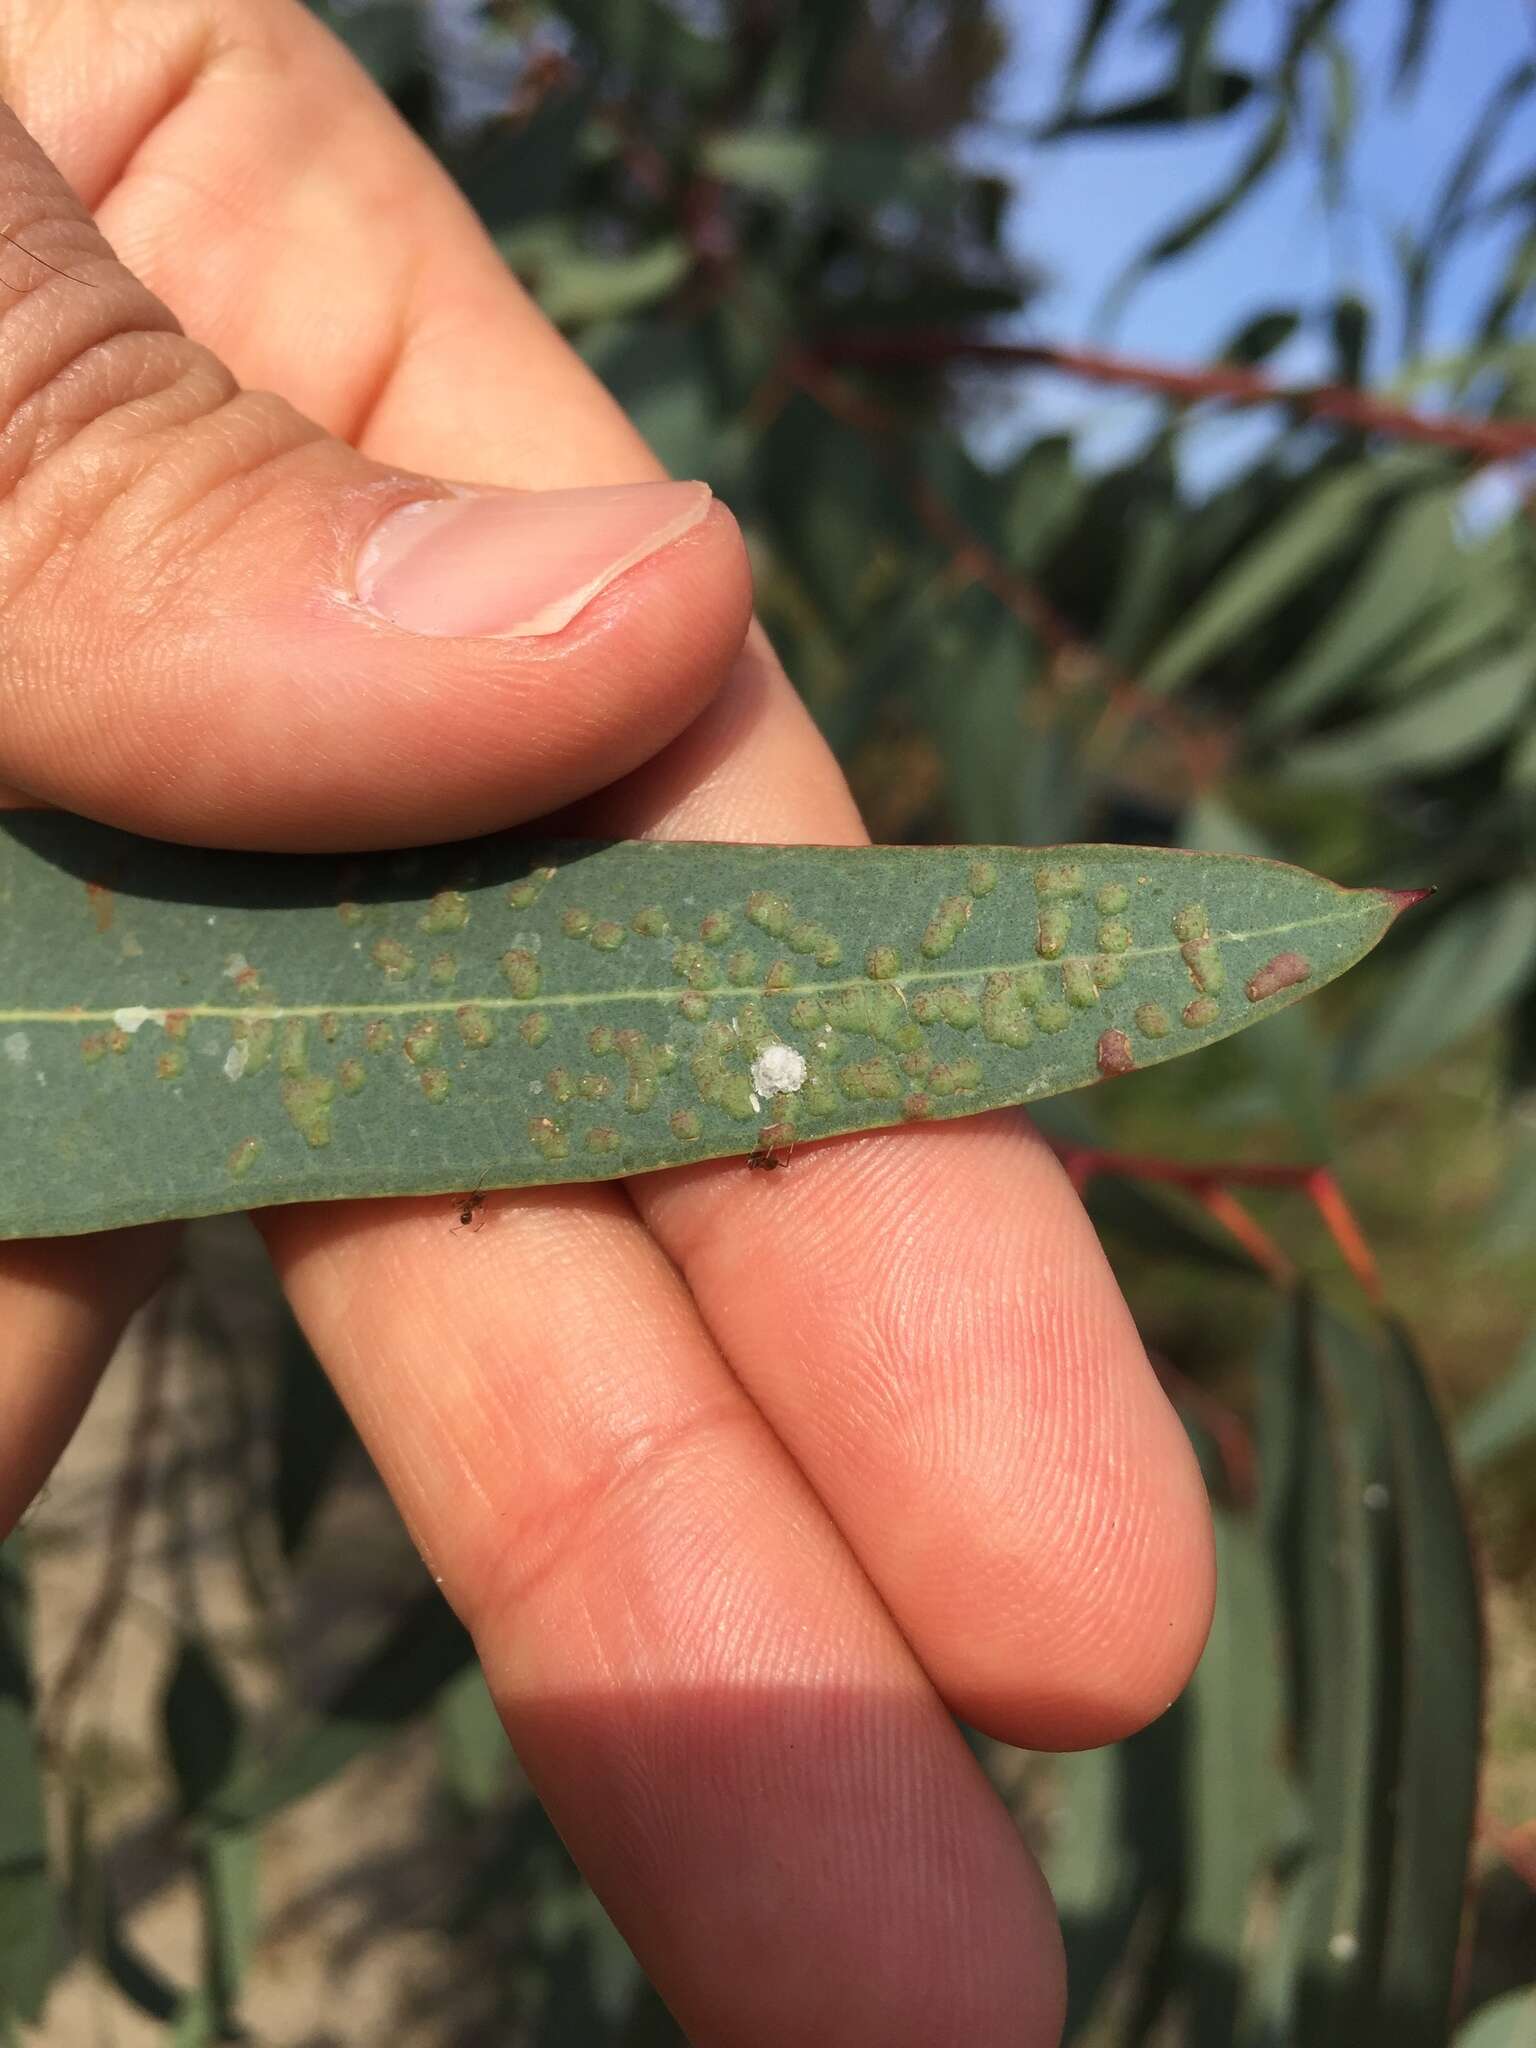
(0, 815), (1410, 1238)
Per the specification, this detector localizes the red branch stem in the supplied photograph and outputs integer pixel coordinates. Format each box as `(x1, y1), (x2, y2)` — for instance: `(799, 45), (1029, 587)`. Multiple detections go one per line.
(1056, 1148), (1383, 1301)
(814, 332), (1536, 465)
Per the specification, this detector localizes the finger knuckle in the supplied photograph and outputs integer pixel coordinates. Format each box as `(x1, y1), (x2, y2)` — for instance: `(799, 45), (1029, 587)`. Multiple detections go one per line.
(458, 1395), (755, 1635)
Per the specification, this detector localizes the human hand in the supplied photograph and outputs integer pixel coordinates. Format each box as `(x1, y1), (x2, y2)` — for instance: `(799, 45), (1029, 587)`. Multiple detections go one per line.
(0, 9), (1213, 2041)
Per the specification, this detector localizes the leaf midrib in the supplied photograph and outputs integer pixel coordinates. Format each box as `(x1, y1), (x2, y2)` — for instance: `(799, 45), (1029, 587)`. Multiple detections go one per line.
(0, 902), (1372, 1028)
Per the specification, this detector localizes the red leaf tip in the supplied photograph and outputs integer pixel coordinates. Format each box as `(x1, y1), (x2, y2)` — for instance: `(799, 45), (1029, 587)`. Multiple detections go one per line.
(1379, 886), (1434, 915)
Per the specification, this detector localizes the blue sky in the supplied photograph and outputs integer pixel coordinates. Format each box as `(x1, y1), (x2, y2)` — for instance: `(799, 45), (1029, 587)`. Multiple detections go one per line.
(968, 0), (1534, 472)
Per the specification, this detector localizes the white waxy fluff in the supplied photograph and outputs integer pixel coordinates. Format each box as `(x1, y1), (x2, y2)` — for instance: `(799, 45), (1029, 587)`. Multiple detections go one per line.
(749, 1043), (807, 1101)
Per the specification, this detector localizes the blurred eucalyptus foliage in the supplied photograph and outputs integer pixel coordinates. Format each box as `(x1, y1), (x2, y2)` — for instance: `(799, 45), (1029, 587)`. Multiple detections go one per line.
(6, 2), (1534, 2043)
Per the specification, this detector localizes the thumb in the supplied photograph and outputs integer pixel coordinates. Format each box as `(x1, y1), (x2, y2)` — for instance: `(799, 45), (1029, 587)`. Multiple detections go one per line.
(0, 104), (752, 851)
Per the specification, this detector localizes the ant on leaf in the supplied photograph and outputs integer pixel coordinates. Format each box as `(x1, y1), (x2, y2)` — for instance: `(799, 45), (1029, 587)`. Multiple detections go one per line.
(747, 1120), (797, 1172)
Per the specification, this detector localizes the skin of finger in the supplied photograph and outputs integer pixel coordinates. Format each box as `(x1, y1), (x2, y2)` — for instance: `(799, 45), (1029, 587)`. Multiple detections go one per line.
(0, 1226), (180, 1536)
(0, 99), (753, 849)
(262, 1192), (1065, 2048)
(23, 0), (1216, 1736)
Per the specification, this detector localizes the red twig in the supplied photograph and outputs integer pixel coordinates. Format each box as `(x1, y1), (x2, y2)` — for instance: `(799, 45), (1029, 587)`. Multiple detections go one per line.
(814, 332), (1536, 465)
(1305, 1166), (1384, 1305)
(1193, 1184), (1297, 1287)
(1057, 1146), (1321, 1191)
(1055, 1146), (1385, 1302)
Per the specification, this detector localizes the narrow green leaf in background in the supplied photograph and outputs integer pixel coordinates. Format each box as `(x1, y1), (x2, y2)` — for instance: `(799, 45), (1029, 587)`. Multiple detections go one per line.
(1177, 1421), (1287, 2048)
(1339, 882), (1536, 1093)
(67, 1789), (187, 2026)
(1282, 652), (1533, 785)
(272, 1320), (354, 1559)
(0, 817), (1414, 1239)
(1060, 0), (1120, 107)
(1259, 1297), (1485, 2046)
(1454, 1989), (1536, 2047)
(1458, 1325), (1536, 1474)
(1251, 487), (1461, 737)
(213, 1590), (473, 1829)
(1375, 1318), (1484, 2048)
(700, 128), (959, 219)
(1330, 292), (1371, 382)
(1141, 465), (1383, 696)
(515, 232), (691, 326)
(1317, 33), (1357, 200)
(1105, 101), (1289, 317)
(1405, 58), (1536, 349)
(1042, 68), (1255, 135)
(163, 1639), (242, 1818)
(1286, 1300), (1396, 2047)
(197, 1829), (258, 2040)
(1393, 0), (1438, 94)
(0, 1538), (56, 2030)
(435, 1666), (514, 1813)
(1222, 307), (1301, 364)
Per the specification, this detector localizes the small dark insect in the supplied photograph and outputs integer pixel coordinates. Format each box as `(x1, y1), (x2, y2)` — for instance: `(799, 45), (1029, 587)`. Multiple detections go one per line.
(452, 1177), (489, 1231)
(747, 1120), (797, 1172)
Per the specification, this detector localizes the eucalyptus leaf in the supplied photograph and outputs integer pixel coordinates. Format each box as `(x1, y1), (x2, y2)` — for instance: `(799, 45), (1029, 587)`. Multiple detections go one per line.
(1455, 1990), (1536, 2047)
(1284, 1300), (1396, 2042)
(213, 1589), (473, 1829)
(1251, 487), (1461, 737)
(1457, 1324), (1536, 1473)
(1222, 307), (1301, 365)
(0, 816), (1415, 1239)
(1106, 101), (1289, 317)
(1179, 1484), (1286, 2047)
(1142, 465), (1384, 697)
(1282, 652), (1533, 785)
(1046, 1744), (1139, 2041)
(435, 1665), (514, 1812)
(0, 1538), (54, 2028)
(1041, 67), (1255, 135)
(162, 1640), (243, 1818)
(1375, 1317), (1483, 2048)
(699, 128), (961, 219)
(1060, 0), (1119, 105)
(1338, 881), (1536, 1092)
(528, 236), (691, 325)
(197, 1829), (258, 2036)
(1393, 0), (1437, 94)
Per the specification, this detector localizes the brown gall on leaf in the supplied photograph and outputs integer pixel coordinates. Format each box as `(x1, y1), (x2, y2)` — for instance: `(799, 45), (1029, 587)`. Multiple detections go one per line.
(1096, 1029), (1136, 1077)
(85, 881), (114, 933)
(1245, 951), (1312, 1003)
